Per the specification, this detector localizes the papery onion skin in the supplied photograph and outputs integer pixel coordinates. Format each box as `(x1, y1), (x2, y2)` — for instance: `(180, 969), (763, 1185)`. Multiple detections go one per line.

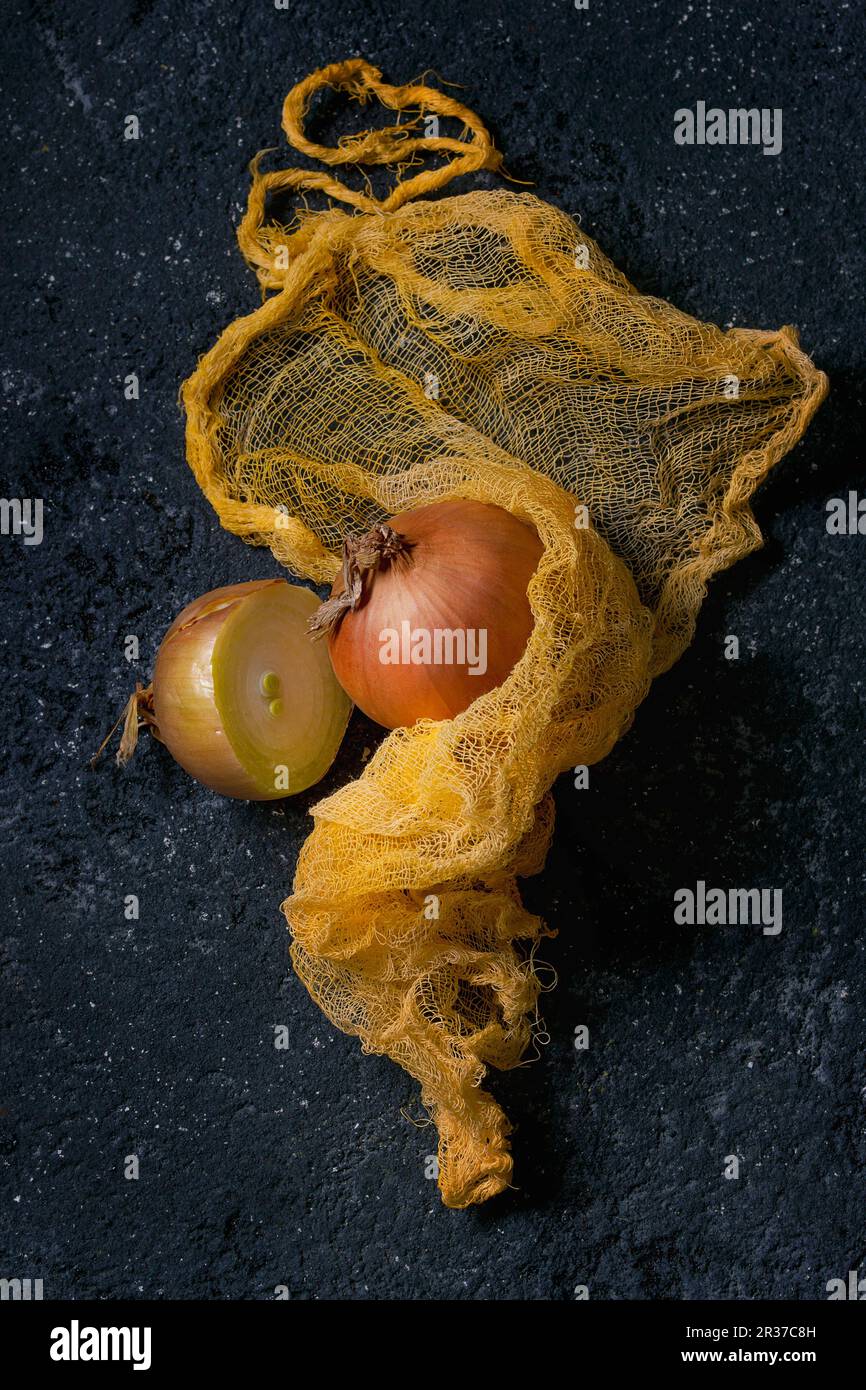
(153, 579), (350, 799)
(322, 500), (542, 730)
(161, 579), (278, 641)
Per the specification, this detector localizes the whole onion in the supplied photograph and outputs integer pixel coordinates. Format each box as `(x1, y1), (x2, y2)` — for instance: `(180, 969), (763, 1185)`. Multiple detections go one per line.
(310, 500), (542, 729)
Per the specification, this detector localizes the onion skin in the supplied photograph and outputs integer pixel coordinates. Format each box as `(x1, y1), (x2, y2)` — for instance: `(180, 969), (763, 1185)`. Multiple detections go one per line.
(161, 579), (278, 641)
(322, 500), (542, 729)
(152, 579), (350, 799)
(153, 598), (254, 798)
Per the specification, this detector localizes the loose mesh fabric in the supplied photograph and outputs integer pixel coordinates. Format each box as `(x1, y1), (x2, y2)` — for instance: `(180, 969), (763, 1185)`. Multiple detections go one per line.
(183, 60), (828, 1208)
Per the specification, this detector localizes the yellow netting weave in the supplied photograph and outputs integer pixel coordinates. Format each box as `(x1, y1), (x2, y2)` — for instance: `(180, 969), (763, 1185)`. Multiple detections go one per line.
(182, 59), (828, 1207)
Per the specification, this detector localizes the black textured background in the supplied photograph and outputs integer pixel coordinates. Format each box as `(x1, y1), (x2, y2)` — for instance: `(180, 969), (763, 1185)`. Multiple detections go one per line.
(1, 0), (864, 1301)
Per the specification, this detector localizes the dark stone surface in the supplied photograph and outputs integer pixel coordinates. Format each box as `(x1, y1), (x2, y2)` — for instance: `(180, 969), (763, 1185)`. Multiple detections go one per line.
(1, 0), (864, 1300)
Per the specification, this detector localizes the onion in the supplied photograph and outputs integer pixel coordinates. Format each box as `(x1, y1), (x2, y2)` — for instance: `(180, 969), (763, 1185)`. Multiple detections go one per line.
(310, 500), (542, 729)
(96, 579), (351, 799)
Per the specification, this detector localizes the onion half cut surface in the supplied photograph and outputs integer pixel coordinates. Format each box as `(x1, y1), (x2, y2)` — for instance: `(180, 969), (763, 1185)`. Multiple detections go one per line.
(154, 579), (350, 799)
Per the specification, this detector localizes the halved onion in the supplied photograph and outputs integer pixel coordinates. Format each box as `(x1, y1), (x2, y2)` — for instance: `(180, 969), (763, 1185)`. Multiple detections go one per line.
(99, 579), (351, 800)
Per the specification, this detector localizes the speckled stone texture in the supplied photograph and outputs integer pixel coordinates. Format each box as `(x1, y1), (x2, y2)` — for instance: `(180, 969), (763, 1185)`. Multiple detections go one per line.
(1, 0), (864, 1301)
